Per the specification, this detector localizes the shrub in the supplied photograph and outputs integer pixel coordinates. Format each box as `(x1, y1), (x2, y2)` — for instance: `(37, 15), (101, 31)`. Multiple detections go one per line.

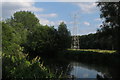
(2, 53), (54, 79)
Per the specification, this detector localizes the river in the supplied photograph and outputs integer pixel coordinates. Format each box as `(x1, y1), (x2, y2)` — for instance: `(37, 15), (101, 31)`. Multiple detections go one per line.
(42, 53), (120, 79)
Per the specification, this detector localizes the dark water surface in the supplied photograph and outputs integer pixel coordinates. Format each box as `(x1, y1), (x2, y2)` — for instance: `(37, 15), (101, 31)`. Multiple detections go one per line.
(43, 54), (120, 79)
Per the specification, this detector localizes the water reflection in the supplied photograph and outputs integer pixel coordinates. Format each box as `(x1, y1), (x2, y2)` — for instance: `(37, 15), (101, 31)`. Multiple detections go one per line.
(69, 62), (98, 78)
(68, 62), (120, 80)
(43, 57), (120, 79)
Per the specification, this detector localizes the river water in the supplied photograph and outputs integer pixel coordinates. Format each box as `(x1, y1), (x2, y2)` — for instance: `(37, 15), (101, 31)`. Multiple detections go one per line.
(69, 62), (99, 78)
(43, 55), (120, 79)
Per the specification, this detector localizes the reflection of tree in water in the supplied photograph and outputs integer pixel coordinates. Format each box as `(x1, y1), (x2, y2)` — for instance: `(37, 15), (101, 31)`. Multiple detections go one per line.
(53, 63), (73, 78)
(66, 64), (74, 75)
(42, 57), (73, 78)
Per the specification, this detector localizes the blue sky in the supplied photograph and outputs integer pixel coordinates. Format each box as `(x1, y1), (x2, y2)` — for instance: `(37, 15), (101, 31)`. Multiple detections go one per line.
(2, 2), (103, 35)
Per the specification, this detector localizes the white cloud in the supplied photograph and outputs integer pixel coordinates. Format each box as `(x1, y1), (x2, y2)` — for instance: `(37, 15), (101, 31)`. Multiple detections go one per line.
(94, 18), (102, 21)
(3, 0), (98, 2)
(2, 0), (118, 2)
(18, 7), (43, 12)
(39, 18), (55, 26)
(1, 2), (44, 19)
(36, 13), (58, 26)
(37, 13), (57, 18)
(39, 18), (67, 26)
(2, 0), (98, 2)
(2, 0), (35, 2)
(76, 3), (97, 13)
(83, 21), (90, 26)
(57, 20), (67, 24)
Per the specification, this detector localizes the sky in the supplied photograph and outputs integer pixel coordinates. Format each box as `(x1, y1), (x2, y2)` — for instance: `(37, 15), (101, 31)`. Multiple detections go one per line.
(1, 1), (104, 35)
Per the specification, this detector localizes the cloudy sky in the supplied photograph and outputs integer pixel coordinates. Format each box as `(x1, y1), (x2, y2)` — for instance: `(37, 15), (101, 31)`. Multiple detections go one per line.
(1, 1), (103, 35)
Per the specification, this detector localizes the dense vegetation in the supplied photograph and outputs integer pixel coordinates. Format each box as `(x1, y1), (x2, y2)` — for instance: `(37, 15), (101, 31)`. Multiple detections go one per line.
(78, 33), (115, 50)
(2, 53), (54, 79)
(2, 11), (71, 79)
(97, 2), (120, 53)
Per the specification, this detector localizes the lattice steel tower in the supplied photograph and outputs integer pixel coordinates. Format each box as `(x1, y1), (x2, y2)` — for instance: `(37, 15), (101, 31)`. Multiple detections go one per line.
(71, 14), (80, 49)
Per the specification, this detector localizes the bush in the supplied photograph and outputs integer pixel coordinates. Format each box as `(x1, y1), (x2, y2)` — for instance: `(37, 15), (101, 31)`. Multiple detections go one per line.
(2, 53), (54, 79)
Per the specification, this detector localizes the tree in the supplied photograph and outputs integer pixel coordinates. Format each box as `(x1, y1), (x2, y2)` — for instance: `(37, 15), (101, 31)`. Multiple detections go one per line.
(58, 22), (71, 50)
(97, 2), (120, 53)
(26, 25), (59, 56)
(11, 11), (39, 32)
(2, 22), (22, 54)
(6, 11), (40, 52)
(6, 21), (27, 45)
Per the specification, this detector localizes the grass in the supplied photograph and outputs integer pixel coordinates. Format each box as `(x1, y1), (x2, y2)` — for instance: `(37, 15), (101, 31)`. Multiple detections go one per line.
(68, 49), (116, 54)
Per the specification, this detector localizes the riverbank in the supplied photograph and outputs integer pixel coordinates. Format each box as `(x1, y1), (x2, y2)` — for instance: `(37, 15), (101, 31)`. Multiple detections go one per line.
(64, 49), (119, 66)
(68, 49), (116, 54)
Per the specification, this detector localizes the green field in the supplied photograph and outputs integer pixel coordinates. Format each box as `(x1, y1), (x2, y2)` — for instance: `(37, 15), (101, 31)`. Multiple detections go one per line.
(68, 49), (116, 54)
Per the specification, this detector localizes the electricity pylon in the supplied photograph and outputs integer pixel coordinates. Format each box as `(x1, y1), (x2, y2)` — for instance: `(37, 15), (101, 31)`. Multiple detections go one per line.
(71, 13), (80, 49)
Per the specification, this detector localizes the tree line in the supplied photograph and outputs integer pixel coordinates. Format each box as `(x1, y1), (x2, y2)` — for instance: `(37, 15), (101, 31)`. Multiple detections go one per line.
(78, 32), (115, 50)
(3, 11), (71, 56)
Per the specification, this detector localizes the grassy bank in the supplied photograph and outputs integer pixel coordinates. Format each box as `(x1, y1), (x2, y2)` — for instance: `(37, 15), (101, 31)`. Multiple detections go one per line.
(68, 49), (116, 54)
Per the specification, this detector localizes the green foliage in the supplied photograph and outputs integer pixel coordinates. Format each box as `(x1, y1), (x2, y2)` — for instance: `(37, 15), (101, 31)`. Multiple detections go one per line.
(78, 33), (115, 50)
(97, 2), (120, 53)
(2, 53), (54, 79)
(9, 22), (28, 45)
(25, 22), (71, 56)
(12, 11), (39, 32)
(5, 11), (71, 56)
(2, 22), (22, 54)
(2, 11), (57, 79)
(2, 21), (54, 79)
(5, 11), (40, 48)
(58, 22), (71, 50)
(26, 25), (59, 55)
